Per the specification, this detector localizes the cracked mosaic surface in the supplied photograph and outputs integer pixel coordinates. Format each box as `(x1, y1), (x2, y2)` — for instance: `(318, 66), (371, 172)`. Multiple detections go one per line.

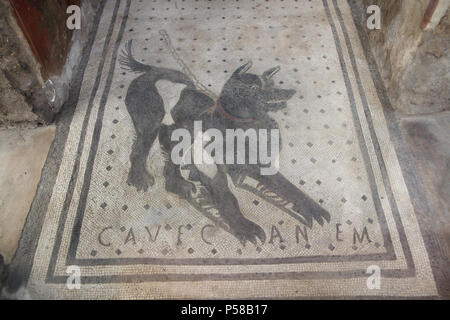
(11, 0), (437, 299)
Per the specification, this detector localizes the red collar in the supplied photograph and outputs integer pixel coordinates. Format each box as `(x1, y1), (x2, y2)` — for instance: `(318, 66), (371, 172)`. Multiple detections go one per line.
(216, 100), (257, 123)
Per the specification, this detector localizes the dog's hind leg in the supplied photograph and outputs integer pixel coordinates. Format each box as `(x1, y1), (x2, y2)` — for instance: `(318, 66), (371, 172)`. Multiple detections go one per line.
(126, 88), (165, 192)
(128, 128), (158, 192)
(159, 124), (197, 199)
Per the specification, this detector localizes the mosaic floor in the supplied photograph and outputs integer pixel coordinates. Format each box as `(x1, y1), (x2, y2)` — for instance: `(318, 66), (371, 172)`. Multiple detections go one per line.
(9, 0), (438, 298)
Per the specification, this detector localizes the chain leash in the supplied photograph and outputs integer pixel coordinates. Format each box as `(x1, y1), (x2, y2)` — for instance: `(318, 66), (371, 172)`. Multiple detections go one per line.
(159, 30), (218, 100)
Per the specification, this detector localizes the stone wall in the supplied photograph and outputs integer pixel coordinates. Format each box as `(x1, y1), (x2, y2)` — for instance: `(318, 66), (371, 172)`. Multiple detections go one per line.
(0, 0), (41, 126)
(0, 0), (100, 127)
(399, 11), (449, 115)
(358, 0), (449, 115)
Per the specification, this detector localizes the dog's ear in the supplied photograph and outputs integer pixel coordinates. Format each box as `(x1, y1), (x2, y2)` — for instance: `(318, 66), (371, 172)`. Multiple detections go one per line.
(233, 61), (253, 77)
(262, 66), (281, 79)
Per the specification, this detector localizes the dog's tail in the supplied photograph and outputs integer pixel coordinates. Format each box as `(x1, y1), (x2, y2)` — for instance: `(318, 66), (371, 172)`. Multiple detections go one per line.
(119, 40), (152, 74)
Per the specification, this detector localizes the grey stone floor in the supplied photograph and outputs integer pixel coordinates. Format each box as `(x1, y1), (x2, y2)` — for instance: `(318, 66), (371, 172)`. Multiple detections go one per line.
(399, 112), (450, 298)
(0, 126), (55, 263)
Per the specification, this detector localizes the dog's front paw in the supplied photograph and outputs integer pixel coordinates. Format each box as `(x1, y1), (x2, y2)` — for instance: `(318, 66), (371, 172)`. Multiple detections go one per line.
(292, 202), (331, 228)
(127, 169), (155, 192)
(231, 218), (266, 247)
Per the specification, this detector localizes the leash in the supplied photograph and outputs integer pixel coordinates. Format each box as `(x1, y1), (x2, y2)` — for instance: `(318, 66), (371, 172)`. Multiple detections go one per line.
(159, 30), (217, 100)
(159, 30), (256, 123)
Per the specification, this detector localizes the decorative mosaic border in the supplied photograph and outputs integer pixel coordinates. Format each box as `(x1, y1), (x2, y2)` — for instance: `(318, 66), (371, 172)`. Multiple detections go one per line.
(7, 0), (438, 298)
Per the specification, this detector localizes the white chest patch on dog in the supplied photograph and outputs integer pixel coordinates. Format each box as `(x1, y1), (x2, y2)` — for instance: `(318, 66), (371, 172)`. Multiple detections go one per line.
(156, 80), (186, 125)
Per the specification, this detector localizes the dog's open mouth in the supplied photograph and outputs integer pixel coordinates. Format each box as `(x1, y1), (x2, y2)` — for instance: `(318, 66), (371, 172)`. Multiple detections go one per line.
(262, 89), (297, 105)
(263, 101), (289, 111)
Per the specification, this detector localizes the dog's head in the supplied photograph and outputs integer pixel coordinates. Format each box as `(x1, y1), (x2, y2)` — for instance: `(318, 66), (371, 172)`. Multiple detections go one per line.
(219, 62), (296, 120)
